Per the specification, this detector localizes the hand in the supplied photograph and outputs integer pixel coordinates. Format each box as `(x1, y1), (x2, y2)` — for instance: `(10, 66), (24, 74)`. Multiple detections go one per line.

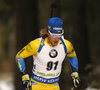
(22, 74), (31, 90)
(71, 72), (80, 88)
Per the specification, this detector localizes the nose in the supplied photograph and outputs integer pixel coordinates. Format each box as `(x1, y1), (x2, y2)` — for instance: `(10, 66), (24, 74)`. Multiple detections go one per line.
(55, 37), (60, 41)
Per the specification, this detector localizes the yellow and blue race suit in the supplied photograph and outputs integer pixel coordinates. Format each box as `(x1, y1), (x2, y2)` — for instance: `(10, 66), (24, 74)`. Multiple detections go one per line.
(16, 36), (78, 90)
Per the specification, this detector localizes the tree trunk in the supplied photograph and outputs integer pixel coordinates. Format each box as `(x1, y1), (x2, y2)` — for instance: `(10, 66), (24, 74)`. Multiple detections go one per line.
(14, 0), (38, 90)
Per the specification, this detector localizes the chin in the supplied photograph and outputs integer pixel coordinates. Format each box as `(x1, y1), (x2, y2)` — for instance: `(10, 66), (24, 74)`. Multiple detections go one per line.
(53, 43), (57, 46)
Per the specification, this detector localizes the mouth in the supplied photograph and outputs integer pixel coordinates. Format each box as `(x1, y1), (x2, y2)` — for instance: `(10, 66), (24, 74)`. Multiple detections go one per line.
(54, 41), (58, 44)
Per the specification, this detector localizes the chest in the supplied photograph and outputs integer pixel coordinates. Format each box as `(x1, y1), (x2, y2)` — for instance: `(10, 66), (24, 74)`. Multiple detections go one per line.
(34, 42), (66, 65)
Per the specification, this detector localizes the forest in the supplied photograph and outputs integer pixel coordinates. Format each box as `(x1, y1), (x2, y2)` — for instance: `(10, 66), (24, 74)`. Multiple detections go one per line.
(0, 0), (100, 90)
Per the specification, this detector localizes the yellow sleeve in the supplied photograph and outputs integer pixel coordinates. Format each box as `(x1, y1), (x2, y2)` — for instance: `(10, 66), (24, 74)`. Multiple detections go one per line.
(64, 39), (76, 57)
(17, 39), (41, 58)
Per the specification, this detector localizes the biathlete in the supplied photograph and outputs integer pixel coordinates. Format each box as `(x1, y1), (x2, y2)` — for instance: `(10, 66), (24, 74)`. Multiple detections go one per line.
(16, 17), (80, 90)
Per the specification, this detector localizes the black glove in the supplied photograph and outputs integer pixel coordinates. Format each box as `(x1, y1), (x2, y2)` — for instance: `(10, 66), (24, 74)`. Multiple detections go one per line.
(71, 72), (80, 88)
(21, 74), (31, 90)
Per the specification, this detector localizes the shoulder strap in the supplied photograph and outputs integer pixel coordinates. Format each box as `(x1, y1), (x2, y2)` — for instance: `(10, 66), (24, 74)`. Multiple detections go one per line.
(60, 37), (67, 54)
(37, 36), (45, 53)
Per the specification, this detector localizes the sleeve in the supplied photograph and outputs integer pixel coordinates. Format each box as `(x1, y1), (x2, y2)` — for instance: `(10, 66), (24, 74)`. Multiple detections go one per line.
(17, 39), (41, 58)
(65, 39), (78, 72)
(16, 39), (41, 72)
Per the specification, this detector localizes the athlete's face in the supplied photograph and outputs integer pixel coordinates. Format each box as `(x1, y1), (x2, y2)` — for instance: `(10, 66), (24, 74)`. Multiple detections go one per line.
(47, 32), (60, 46)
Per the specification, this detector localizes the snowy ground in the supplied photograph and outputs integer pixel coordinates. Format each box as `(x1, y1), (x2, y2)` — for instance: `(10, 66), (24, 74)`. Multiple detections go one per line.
(0, 73), (15, 90)
(85, 86), (99, 90)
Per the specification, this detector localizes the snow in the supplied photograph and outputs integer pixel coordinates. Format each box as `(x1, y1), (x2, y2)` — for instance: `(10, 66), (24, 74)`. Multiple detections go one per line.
(85, 86), (99, 90)
(0, 74), (15, 90)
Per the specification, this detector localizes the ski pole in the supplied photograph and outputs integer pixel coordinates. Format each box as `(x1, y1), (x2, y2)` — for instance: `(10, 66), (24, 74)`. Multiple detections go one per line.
(71, 87), (74, 90)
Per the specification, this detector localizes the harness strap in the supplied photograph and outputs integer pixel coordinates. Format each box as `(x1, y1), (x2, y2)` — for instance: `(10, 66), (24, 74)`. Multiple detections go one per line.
(60, 37), (67, 54)
(37, 36), (45, 53)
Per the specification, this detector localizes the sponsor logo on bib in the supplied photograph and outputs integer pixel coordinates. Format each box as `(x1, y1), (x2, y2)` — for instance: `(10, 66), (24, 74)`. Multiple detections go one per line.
(49, 49), (58, 58)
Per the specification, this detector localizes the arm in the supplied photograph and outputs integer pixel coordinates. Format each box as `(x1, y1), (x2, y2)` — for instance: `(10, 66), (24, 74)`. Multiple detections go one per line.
(16, 43), (33, 74)
(68, 56), (78, 72)
(65, 39), (80, 88)
(16, 39), (41, 89)
(16, 39), (41, 73)
(16, 44), (33, 89)
(65, 39), (78, 72)
(16, 56), (26, 74)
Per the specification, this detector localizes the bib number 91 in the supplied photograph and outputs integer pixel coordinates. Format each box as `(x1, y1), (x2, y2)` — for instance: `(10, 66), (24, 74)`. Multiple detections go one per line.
(46, 61), (58, 71)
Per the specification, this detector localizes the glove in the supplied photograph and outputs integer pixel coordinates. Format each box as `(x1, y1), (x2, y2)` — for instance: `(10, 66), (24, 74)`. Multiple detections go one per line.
(22, 74), (31, 90)
(71, 72), (80, 88)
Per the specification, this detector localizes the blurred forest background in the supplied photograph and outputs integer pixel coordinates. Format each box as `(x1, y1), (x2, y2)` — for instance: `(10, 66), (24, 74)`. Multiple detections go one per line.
(0, 0), (100, 90)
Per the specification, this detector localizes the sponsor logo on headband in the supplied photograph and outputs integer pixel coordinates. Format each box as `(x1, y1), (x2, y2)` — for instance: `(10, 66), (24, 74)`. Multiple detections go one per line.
(53, 27), (62, 30)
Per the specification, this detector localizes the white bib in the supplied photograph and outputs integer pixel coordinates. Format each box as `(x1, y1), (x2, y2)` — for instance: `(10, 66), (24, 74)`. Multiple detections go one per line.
(32, 37), (66, 79)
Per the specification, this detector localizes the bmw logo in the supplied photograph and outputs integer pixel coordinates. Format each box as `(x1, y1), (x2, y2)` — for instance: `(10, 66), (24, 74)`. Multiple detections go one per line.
(49, 49), (58, 58)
